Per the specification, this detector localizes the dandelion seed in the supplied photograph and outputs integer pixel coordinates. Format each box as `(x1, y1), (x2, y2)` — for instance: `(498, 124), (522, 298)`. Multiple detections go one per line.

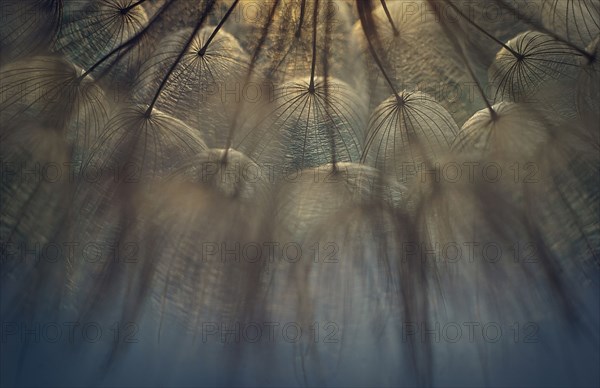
(0, 0), (62, 63)
(81, 104), (208, 182)
(489, 30), (583, 118)
(273, 162), (405, 244)
(0, 56), (110, 168)
(135, 26), (250, 147)
(170, 147), (269, 201)
(55, 0), (150, 83)
(235, 77), (366, 175)
(542, 0), (600, 47)
(453, 102), (550, 157)
(363, 91), (459, 184)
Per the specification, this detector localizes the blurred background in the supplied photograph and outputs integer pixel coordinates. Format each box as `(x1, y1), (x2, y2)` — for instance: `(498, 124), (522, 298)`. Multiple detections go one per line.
(1, 0), (599, 386)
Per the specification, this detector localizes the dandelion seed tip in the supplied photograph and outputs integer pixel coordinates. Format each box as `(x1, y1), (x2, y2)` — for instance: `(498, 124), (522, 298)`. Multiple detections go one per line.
(220, 149), (230, 165)
(394, 93), (405, 107)
(587, 51), (597, 66)
(330, 162), (340, 175)
(489, 107), (499, 122)
(143, 107), (153, 119)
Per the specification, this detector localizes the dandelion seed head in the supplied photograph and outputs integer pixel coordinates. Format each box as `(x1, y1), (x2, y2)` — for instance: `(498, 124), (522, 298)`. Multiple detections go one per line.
(236, 76), (366, 174)
(0, 56), (111, 166)
(0, 0), (62, 63)
(489, 30), (582, 118)
(363, 91), (459, 184)
(453, 102), (551, 159)
(542, 0), (600, 47)
(83, 105), (208, 182)
(56, 0), (150, 82)
(135, 26), (250, 146)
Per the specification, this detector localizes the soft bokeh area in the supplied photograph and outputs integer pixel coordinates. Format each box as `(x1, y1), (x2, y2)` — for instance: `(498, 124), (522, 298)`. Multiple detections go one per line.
(1, 0), (599, 386)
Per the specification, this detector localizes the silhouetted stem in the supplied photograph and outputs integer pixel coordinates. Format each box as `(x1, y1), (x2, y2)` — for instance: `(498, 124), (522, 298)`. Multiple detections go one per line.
(379, 0), (399, 36)
(146, 0), (218, 116)
(356, 0), (401, 102)
(427, 0), (496, 119)
(444, 0), (521, 58)
(309, 0), (319, 92)
(296, 0), (307, 38)
(198, 0), (240, 56)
